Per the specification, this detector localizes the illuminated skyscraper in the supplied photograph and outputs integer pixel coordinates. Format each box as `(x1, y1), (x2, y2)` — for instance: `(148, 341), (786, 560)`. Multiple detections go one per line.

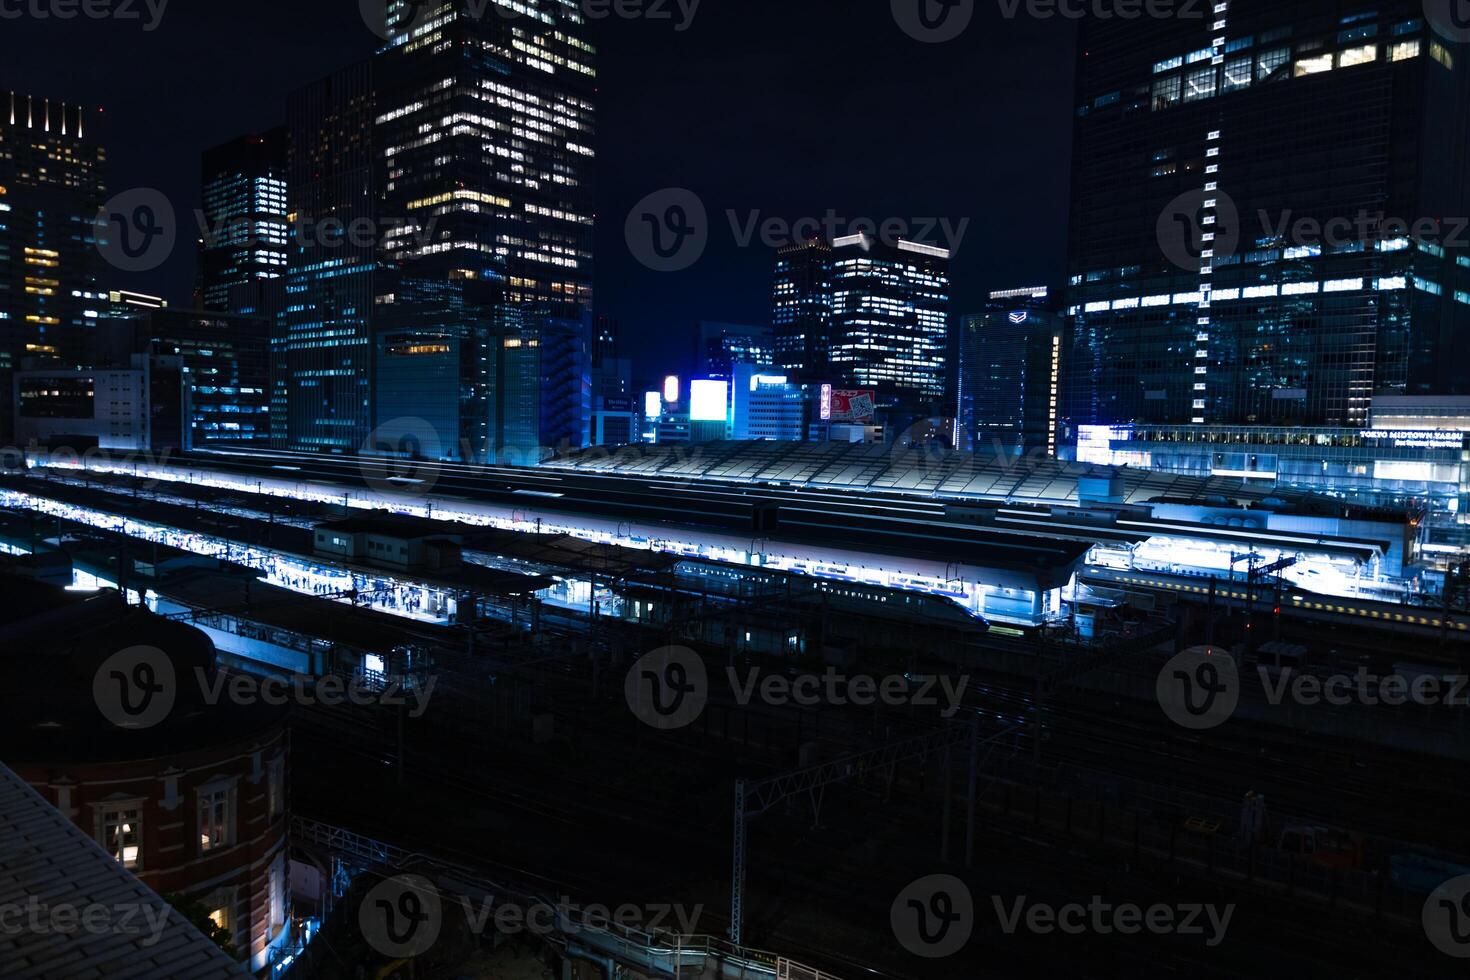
(281, 62), (379, 452)
(1065, 1), (1470, 431)
(366, 0), (596, 458)
(374, 0), (596, 318)
(0, 90), (107, 439)
(698, 320), (773, 378)
(771, 238), (833, 374)
(957, 287), (1062, 455)
(199, 128), (287, 313)
(828, 232), (951, 406)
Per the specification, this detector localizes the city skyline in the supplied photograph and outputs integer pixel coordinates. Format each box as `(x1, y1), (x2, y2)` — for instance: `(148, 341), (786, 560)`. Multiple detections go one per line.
(5, 4), (1470, 978)
(0, 0), (1076, 380)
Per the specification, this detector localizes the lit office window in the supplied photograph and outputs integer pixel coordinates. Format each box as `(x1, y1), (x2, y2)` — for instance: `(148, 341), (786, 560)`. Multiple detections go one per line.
(1337, 44), (1378, 68)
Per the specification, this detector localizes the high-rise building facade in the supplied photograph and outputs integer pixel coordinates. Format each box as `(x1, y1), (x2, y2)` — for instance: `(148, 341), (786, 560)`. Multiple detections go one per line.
(698, 320), (774, 378)
(958, 286), (1063, 455)
(829, 232), (951, 406)
(361, 0), (596, 460)
(199, 128), (287, 313)
(374, 0), (595, 316)
(100, 309), (272, 449)
(1065, 2), (1470, 433)
(0, 90), (107, 439)
(282, 62), (379, 452)
(592, 314), (619, 368)
(771, 238), (833, 374)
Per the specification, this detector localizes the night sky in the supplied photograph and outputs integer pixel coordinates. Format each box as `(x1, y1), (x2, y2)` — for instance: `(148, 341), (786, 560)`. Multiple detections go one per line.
(0, 0), (1077, 380)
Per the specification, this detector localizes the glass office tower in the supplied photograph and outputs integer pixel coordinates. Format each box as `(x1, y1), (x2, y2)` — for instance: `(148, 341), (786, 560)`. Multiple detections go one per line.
(99, 309), (272, 449)
(828, 232), (951, 407)
(374, 0), (595, 314)
(370, 0), (596, 458)
(0, 91), (107, 440)
(957, 287), (1063, 455)
(199, 128), (287, 314)
(282, 62), (379, 452)
(771, 238), (834, 374)
(1065, 1), (1470, 432)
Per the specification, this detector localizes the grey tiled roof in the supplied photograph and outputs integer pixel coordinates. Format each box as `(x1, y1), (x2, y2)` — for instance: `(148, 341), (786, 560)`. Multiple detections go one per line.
(0, 763), (248, 979)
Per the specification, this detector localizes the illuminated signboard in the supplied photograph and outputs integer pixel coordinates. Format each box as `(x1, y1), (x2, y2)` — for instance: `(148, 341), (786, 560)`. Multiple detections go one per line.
(644, 391), (662, 420)
(827, 389), (876, 423)
(820, 384), (833, 421)
(689, 379), (730, 422)
(663, 375), (680, 405)
(1361, 430), (1464, 449)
